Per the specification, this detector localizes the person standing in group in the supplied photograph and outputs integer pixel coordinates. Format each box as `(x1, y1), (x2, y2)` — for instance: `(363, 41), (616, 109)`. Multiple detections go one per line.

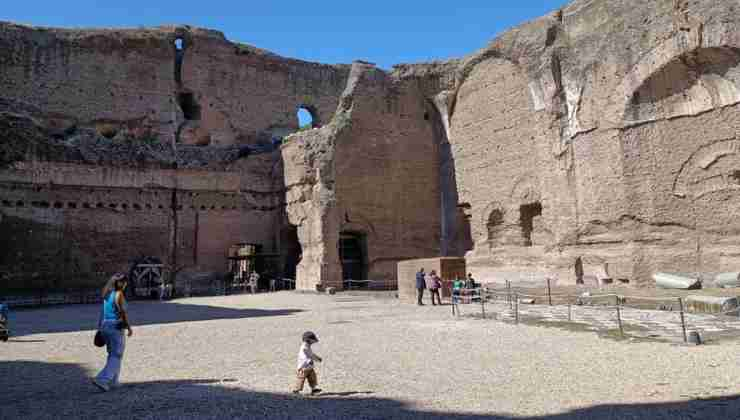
(415, 268), (426, 306)
(427, 270), (442, 306)
(466, 273), (478, 289)
(249, 271), (260, 294)
(452, 276), (464, 304)
(93, 273), (133, 392)
(292, 331), (323, 395)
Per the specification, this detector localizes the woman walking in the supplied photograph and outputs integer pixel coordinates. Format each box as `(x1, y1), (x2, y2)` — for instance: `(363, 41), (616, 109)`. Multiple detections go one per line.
(427, 270), (442, 306)
(93, 273), (133, 392)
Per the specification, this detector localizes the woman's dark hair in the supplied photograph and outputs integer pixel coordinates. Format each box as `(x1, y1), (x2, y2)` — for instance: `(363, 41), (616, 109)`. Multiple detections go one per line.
(113, 274), (128, 291)
(103, 272), (128, 297)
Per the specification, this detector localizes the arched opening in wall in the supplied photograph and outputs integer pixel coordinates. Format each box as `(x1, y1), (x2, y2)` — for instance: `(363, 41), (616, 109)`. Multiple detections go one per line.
(487, 209), (504, 247)
(297, 106), (318, 131)
(339, 231), (367, 288)
(177, 92), (201, 121)
(281, 225), (301, 287)
(625, 47), (740, 122)
(519, 202), (542, 247)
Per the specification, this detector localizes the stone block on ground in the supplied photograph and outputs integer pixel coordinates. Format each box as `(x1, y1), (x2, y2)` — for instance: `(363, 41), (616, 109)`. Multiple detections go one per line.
(715, 272), (740, 288)
(653, 273), (701, 290)
(685, 295), (739, 315)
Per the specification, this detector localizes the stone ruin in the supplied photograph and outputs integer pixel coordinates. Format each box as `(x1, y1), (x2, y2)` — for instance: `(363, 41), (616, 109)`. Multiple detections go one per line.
(1, 0), (740, 292)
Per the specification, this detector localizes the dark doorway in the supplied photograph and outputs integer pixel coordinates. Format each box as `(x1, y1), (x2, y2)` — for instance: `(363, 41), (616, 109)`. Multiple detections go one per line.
(177, 92), (201, 121)
(575, 257), (584, 285)
(281, 225), (301, 283)
(487, 209), (504, 247)
(339, 232), (367, 287)
(519, 202), (542, 247)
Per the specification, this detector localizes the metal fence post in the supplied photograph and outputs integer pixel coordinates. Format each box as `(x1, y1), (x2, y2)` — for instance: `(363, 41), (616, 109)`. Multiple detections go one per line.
(616, 303), (624, 338)
(480, 288), (486, 319)
(507, 280), (512, 309)
(568, 304), (572, 322)
(547, 278), (552, 306)
(514, 293), (519, 324)
(678, 297), (688, 343)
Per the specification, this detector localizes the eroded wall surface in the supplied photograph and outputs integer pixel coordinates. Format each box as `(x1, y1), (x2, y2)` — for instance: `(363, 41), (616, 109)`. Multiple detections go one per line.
(3, 0), (740, 291)
(443, 0), (740, 286)
(0, 22), (346, 290)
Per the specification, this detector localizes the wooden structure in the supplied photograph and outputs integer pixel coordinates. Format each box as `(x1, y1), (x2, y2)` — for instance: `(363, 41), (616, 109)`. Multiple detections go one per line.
(131, 263), (165, 299)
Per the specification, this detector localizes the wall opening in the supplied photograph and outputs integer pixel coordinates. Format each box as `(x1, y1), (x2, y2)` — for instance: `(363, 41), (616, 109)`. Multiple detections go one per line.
(519, 202), (542, 247)
(281, 225), (302, 285)
(297, 106), (317, 130)
(339, 231), (367, 287)
(486, 209), (504, 246)
(731, 170), (740, 185)
(177, 92), (201, 121)
(575, 257), (584, 285)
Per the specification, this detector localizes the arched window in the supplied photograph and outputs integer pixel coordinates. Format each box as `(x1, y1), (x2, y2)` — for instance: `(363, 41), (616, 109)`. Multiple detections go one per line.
(487, 209), (504, 244)
(519, 202), (542, 247)
(297, 106), (317, 131)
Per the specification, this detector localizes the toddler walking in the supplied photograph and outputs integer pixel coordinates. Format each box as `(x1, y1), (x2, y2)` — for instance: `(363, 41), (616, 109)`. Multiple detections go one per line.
(292, 331), (323, 395)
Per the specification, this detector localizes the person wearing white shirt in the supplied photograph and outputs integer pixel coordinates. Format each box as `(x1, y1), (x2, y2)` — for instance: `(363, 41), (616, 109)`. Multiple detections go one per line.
(248, 271), (260, 294)
(292, 331), (323, 395)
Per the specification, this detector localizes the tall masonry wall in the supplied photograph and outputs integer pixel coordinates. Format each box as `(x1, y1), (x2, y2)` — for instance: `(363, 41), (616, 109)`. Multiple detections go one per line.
(450, 0), (740, 286)
(4, 0), (740, 291)
(0, 22), (347, 290)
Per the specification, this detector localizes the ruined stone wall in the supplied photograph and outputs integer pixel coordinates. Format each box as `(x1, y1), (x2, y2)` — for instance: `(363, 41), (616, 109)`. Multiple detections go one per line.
(0, 21), (346, 290)
(0, 157), (280, 290)
(333, 67), (442, 281)
(181, 29), (349, 146)
(448, 0), (740, 287)
(0, 23), (177, 142)
(0, 22), (349, 146)
(5, 0), (740, 292)
(281, 62), (444, 289)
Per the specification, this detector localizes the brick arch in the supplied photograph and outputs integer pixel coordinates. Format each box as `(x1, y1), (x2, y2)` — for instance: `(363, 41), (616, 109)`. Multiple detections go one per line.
(509, 174), (541, 205)
(613, 28), (740, 124)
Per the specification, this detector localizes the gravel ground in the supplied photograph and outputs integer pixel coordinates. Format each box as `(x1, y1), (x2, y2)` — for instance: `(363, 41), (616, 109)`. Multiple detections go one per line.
(2, 292), (740, 419)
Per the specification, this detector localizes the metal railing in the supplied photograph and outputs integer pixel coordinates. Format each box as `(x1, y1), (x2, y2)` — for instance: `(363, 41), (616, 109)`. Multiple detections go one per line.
(451, 282), (740, 343)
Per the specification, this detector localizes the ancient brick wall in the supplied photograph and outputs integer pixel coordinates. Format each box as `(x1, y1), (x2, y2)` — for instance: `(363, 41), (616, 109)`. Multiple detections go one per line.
(4, 0), (740, 292)
(447, 0), (740, 287)
(0, 157), (280, 290)
(0, 21), (345, 291)
(0, 22), (348, 146)
(333, 68), (442, 281)
(182, 29), (349, 146)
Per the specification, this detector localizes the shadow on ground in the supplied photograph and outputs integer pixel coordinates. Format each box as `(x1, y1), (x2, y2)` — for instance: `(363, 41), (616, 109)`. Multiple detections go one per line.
(9, 300), (303, 337)
(0, 360), (738, 419)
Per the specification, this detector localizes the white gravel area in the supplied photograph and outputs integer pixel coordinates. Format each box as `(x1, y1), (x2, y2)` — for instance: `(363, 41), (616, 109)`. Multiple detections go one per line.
(1, 292), (740, 419)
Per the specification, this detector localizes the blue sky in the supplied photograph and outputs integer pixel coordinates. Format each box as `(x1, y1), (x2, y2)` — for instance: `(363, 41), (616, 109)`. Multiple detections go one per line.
(2, 1), (568, 69)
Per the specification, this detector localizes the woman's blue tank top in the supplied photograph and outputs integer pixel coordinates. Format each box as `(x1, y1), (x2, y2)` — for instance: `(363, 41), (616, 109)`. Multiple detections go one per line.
(102, 291), (121, 321)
